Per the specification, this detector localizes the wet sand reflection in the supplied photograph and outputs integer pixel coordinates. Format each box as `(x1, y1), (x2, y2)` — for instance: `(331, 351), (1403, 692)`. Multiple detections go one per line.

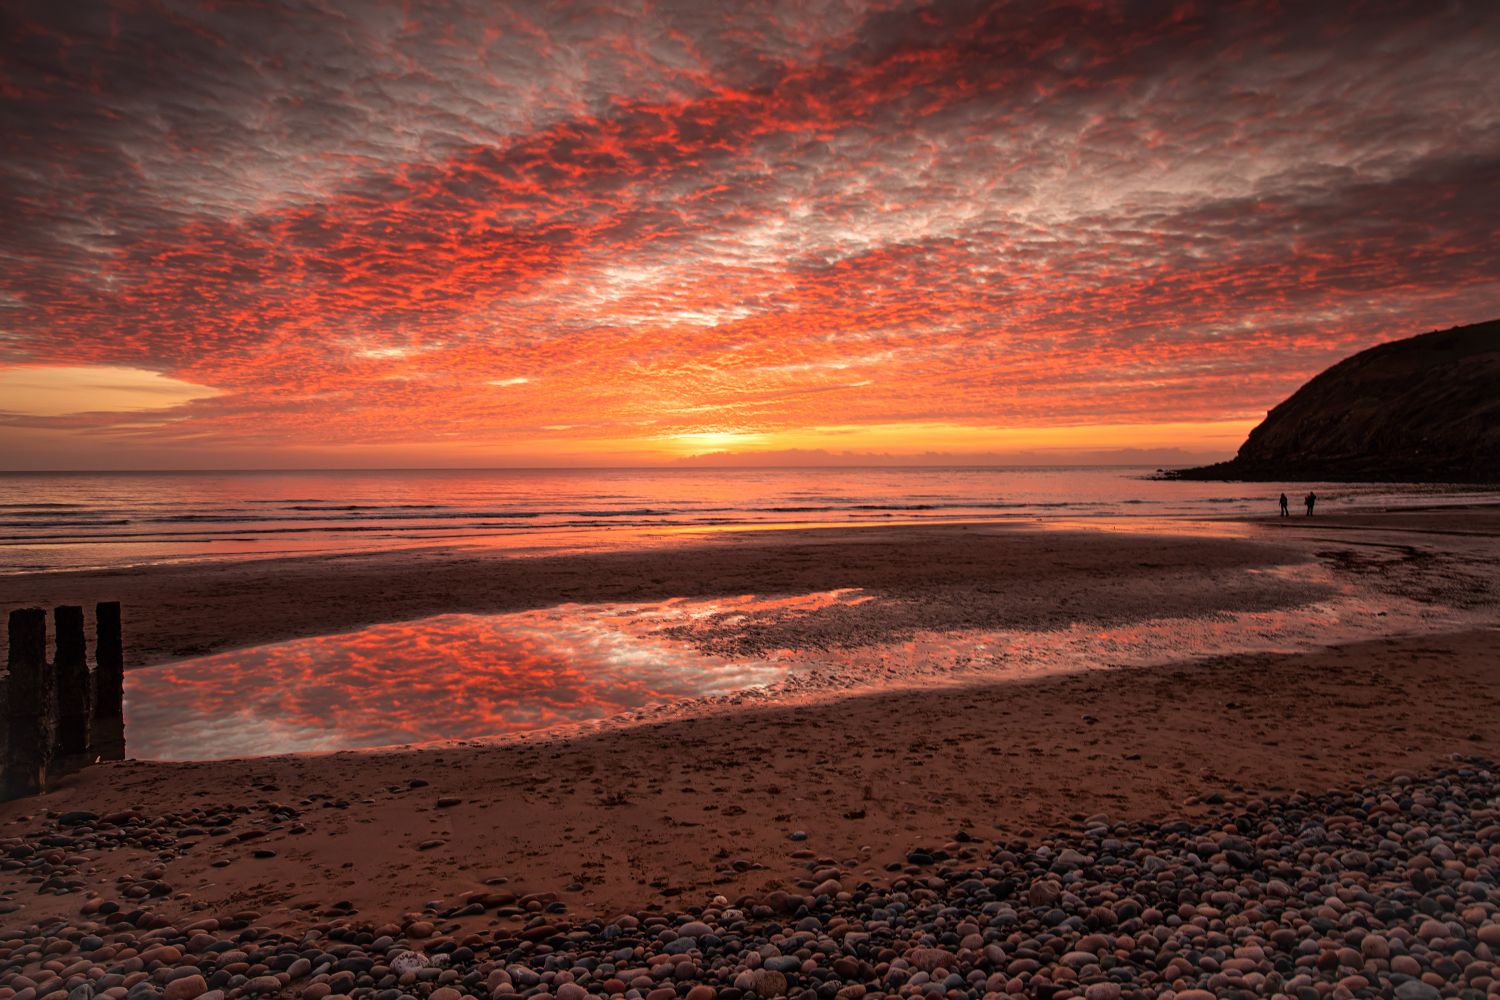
(124, 591), (874, 760)
(125, 574), (1476, 762)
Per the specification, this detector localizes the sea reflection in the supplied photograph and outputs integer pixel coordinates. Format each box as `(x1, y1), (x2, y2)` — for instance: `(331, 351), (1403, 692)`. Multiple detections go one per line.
(123, 591), (871, 760)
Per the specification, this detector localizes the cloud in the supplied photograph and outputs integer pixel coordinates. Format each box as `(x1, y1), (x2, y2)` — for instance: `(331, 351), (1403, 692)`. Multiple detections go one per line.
(2, 0), (1498, 463)
(0, 365), (217, 418)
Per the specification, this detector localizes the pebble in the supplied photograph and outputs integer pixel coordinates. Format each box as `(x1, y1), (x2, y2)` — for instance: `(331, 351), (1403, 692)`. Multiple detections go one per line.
(1, 760), (1497, 1000)
(160, 979), (207, 1000)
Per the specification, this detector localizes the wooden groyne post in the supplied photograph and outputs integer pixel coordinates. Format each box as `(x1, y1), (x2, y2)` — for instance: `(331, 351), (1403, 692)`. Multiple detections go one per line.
(96, 602), (123, 718)
(2, 603), (125, 800)
(93, 602), (125, 762)
(55, 605), (92, 755)
(4, 608), (53, 799)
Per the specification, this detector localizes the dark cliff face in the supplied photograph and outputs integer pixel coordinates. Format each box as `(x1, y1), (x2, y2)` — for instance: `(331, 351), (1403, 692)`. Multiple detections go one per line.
(1175, 319), (1500, 482)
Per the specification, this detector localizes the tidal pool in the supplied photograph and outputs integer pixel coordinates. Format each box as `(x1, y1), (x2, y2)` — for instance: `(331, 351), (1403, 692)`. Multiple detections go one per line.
(122, 591), (871, 760)
(122, 570), (1472, 761)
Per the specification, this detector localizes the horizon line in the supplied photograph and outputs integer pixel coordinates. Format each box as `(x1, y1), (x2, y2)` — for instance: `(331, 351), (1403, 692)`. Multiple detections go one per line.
(0, 461), (1200, 475)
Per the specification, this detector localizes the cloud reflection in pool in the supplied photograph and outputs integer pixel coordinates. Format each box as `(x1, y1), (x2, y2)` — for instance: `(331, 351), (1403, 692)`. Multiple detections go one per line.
(122, 595), (838, 760)
(123, 572), (1468, 762)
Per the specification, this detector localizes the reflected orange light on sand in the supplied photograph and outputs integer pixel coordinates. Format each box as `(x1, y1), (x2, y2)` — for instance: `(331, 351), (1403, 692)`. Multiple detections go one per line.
(122, 572), (1476, 762)
(124, 593), (875, 760)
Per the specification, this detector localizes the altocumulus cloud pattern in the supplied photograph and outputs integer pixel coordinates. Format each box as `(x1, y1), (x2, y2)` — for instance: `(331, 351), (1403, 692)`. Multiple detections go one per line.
(2, 1), (1499, 461)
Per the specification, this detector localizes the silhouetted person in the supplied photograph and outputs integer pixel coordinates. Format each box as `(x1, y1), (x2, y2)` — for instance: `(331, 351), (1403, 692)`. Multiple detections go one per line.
(1279, 493), (1289, 517)
(1305, 491), (1316, 516)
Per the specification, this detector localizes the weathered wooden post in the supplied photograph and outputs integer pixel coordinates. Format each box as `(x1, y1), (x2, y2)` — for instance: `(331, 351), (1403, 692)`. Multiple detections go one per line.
(54, 605), (93, 756)
(5, 608), (53, 799)
(93, 602), (125, 761)
(95, 601), (123, 718)
(0, 669), (6, 791)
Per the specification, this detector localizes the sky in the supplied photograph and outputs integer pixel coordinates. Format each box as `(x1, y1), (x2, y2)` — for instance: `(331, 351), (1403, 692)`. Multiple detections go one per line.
(2, 0), (1498, 470)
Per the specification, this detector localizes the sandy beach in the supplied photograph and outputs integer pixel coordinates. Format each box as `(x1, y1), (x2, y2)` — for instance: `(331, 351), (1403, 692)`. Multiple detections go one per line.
(0, 522), (1332, 669)
(2, 510), (1498, 999)
(5, 508), (1496, 669)
(3, 511), (1498, 911)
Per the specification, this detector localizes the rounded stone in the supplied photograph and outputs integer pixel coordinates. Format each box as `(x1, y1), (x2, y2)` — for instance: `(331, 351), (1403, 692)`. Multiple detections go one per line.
(160, 978), (206, 1000)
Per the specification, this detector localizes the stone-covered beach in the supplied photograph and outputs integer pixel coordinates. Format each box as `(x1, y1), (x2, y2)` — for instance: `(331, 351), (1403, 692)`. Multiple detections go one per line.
(2, 510), (1498, 999)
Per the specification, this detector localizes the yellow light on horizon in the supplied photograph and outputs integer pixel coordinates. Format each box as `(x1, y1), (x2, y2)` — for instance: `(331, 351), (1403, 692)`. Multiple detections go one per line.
(650, 418), (1257, 462)
(662, 431), (768, 454)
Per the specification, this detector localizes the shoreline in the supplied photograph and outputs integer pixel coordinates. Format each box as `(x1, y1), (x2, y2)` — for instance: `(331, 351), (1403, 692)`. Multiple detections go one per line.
(7, 506), (1497, 672)
(2, 521), (1331, 669)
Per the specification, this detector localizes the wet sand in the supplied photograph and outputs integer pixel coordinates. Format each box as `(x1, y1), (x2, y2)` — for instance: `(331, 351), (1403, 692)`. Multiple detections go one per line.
(1, 523), (1331, 668)
(2, 628), (1497, 934)
(1, 511), (1497, 936)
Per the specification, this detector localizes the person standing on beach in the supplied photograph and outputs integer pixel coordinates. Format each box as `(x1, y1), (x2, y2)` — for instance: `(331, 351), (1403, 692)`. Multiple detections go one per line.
(1305, 492), (1316, 515)
(1280, 493), (1289, 517)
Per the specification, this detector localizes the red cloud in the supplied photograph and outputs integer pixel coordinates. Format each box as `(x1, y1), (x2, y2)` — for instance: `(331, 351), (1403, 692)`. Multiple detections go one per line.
(2, 1), (1498, 457)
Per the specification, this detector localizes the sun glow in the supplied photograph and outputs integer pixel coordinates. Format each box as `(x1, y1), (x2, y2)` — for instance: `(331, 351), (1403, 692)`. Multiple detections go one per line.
(662, 432), (770, 455)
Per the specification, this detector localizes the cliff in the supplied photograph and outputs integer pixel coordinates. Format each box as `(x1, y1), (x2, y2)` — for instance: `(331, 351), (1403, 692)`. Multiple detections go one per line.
(1173, 319), (1500, 482)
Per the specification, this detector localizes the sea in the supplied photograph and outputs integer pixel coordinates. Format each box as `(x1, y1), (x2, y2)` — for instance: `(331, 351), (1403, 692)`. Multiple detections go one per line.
(2, 466), (1493, 575)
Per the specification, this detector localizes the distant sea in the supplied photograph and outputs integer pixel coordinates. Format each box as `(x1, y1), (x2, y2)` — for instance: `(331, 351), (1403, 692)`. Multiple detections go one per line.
(1, 467), (1494, 574)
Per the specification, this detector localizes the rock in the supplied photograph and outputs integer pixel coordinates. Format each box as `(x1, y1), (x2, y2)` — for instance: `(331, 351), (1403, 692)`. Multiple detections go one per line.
(1417, 919), (1449, 941)
(1027, 880), (1061, 906)
(1394, 982), (1441, 1000)
(138, 946), (182, 965)
(161, 978), (206, 1000)
(1173, 318), (1500, 482)
(1392, 955), (1423, 977)
(751, 970), (786, 998)
(390, 952), (430, 975)
(906, 948), (957, 973)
